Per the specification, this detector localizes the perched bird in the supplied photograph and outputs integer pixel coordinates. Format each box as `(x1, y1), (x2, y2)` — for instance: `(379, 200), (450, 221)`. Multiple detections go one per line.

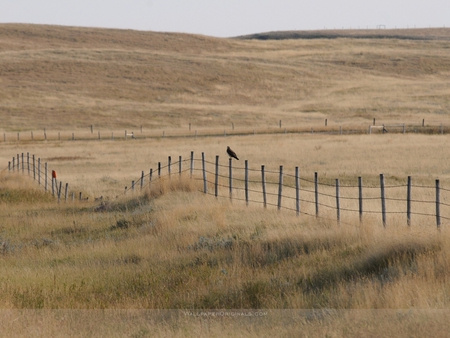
(227, 146), (239, 160)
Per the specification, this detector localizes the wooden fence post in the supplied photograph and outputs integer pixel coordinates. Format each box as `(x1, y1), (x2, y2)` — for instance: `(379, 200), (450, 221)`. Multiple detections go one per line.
(278, 166), (283, 210)
(229, 158), (233, 201)
(245, 160), (249, 206)
(17, 154), (19, 172)
(168, 156), (171, 177)
(58, 181), (62, 203)
(190, 151), (194, 178)
(140, 171), (144, 190)
(27, 153), (30, 176)
(52, 177), (55, 196)
(158, 162), (161, 178)
(436, 179), (441, 228)
(336, 179), (340, 224)
(358, 176), (363, 223)
(131, 180), (135, 193)
(179, 156), (182, 176)
(149, 168), (153, 191)
(38, 158), (41, 185)
(32, 155), (36, 180)
(262, 165), (267, 208)
(31, 131), (34, 140)
(65, 183), (69, 202)
(45, 163), (48, 192)
(407, 176), (412, 226)
(215, 155), (219, 197)
(380, 174), (386, 227)
(8, 161), (11, 171)
(17, 132), (19, 142)
(202, 152), (207, 194)
(295, 167), (300, 216)
(315, 172), (319, 217)
(21, 153), (24, 173)
(12, 157), (15, 171)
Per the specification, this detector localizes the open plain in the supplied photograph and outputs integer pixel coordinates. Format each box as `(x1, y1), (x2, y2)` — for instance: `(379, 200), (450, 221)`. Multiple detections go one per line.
(1, 24), (450, 337)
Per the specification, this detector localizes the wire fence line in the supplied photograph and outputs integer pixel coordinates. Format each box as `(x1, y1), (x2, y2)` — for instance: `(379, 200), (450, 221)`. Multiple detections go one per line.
(125, 152), (449, 228)
(6, 152), (89, 202)
(1, 119), (450, 143)
(6, 152), (449, 228)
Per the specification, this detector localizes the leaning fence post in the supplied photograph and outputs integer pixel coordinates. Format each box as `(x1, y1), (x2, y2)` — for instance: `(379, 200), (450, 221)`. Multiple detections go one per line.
(407, 176), (412, 226)
(228, 158), (233, 201)
(202, 152), (207, 194)
(295, 167), (300, 216)
(358, 176), (363, 223)
(336, 179), (340, 224)
(277, 166), (283, 210)
(436, 179), (441, 228)
(262, 165), (267, 208)
(315, 172), (319, 217)
(380, 174), (386, 227)
(190, 151), (194, 178)
(215, 155), (219, 198)
(140, 171), (144, 190)
(65, 183), (69, 202)
(245, 160), (249, 206)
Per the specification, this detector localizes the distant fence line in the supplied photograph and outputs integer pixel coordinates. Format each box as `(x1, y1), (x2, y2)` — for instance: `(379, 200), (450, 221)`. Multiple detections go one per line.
(128, 152), (449, 228)
(2, 119), (450, 143)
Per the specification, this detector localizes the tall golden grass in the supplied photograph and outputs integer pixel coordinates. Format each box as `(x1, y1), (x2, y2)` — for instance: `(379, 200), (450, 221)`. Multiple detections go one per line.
(1, 24), (450, 336)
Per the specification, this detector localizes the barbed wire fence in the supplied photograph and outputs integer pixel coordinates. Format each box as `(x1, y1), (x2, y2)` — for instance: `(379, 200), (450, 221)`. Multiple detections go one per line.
(6, 153), (89, 202)
(126, 151), (449, 228)
(6, 151), (450, 228)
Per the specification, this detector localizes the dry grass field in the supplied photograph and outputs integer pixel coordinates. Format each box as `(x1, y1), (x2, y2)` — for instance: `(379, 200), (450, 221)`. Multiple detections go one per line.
(1, 24), (450, 337)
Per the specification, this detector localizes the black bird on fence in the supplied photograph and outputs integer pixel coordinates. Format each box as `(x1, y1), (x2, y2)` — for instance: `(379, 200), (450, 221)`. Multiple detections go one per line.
(227, 146), (239, 160)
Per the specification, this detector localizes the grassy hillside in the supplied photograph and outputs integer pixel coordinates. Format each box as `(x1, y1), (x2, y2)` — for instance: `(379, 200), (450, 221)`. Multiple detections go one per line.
(1, 24), (450, 336)
(1, 24), (450, 133)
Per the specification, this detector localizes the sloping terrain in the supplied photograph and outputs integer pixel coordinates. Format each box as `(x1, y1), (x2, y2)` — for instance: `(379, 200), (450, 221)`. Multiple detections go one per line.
(1, 24), (450, 132)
